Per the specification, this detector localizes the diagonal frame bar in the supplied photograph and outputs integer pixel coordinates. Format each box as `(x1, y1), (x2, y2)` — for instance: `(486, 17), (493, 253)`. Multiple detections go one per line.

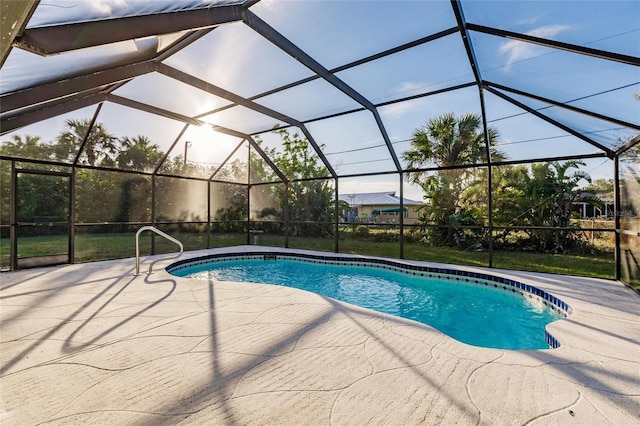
(486, 86), (616, 158)
(157, 63), (337, 178)
(468, 23), (640, 67)
(15, 5), (243, 55)
(241, 9), (402, 173)
(484, 81), (640, 132)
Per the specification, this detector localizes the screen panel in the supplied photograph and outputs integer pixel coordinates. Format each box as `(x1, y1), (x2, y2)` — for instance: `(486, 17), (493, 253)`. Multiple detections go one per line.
(70, 102), (186, 172)
(112, 72), (233, 118)
(619, 145), (640, 286)
(157, 124), (244, 179)
(483, 91), (603, 161)
(470, 31), (638, 126)
(254, 78), (362, 123)
(378, 86), (485, 170)
(250, 0), (457, 69)
(307, 110), (397, 176)
(163, 21), (314, 98)
(463, 0), (640, 58)
(0, 106), (101, 164)
(155, 176), (208, 223)
(336, 34), (474, 104)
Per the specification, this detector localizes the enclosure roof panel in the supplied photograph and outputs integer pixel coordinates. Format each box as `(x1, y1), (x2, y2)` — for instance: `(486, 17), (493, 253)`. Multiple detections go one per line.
(27, 0), (244, 28)
(1, 0), (638, 174)
(462, 0), (640, 58)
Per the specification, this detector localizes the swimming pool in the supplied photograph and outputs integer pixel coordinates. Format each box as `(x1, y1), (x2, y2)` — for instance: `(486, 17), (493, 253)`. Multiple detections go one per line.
(168, 252), (570, 350)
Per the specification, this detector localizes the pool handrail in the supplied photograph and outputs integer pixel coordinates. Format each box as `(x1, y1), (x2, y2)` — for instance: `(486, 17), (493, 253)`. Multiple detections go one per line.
(135, 226), (184, 275)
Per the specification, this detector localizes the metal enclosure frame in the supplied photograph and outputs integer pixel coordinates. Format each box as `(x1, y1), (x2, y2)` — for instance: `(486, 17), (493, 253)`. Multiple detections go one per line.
(0, 0), (637, 284)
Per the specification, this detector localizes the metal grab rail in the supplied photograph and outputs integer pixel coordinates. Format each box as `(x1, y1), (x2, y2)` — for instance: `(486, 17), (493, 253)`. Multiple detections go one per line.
(135, 226), (183, 274)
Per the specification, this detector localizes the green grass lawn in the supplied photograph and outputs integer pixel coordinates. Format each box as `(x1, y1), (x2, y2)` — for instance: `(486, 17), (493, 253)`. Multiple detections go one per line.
(1, 232), (632, 288)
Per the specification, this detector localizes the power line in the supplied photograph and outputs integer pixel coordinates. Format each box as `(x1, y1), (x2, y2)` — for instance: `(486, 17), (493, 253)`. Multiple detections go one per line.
(323, 138), (411, 156)
(340, 158), (393, 167)
(499, 126), (625, 147)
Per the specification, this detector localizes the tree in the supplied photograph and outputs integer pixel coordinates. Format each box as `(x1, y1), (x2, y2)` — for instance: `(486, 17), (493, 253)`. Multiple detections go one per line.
(583, 178), (614, 193)
(0, 134), (52, 160)
(483, 165), (528, 227)
(117, 136), (163, 171)
(256, 129), (334, 237)
(212, 158), (249, 232)
(403, 112), (502, 245)
(0, 135), (65, 228)
(546, 161), (593, 252)
(16, 174), (69, 223)
(58, 119), (117, 167)
(492, 161), (597, 253)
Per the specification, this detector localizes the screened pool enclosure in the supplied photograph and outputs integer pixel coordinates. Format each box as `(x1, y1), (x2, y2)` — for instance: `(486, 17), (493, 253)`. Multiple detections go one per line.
(1, 0), (638, 287)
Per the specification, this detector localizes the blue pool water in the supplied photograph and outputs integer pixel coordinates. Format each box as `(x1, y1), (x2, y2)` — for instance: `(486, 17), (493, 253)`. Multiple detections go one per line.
(171, 257), (564, 350)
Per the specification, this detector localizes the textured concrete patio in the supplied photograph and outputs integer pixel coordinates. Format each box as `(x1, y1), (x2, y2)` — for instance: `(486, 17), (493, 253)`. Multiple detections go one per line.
(1, 247), (639, 425)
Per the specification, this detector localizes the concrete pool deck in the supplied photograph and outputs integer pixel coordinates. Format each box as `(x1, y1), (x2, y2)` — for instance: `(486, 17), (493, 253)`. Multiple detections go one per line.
(1, 246), (639, 425)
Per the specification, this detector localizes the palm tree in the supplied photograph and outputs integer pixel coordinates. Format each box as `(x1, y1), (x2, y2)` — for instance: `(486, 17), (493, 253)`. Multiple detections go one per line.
(117, 136), (163, 171)
(403, 112), (502, 245)
(256, 129), (335, 237)
(58, 119), (117, 166)
(404, 112), (499, 172)
(547, 160), (593, 252)
(507, 160), (594, 253)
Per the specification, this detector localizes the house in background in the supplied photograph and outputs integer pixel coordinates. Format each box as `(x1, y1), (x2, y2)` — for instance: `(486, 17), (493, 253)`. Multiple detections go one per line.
(574, 190), (615, 219)
(339, 192), (424, 224)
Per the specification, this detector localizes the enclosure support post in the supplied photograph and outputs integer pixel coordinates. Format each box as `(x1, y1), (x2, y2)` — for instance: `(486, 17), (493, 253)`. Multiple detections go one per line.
(334, 178), (339, 253)
(487, 164), (494, 268)
(207, 180), (211, 249)
(10, 160), (17, 271)
(478, 87), (494, 268)
(69, 168), (76, 263)
(614, 156), (621, 281)
(284, 182), (289, 248)
(246, 184), (251, 245)
(151, 174), (156, 255)
(399, 173), (404, 259)
(247, 147), (251, 245)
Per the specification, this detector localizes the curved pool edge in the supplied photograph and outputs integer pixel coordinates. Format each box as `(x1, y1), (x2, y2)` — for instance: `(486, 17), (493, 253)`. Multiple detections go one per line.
(166, 248), (572, 349)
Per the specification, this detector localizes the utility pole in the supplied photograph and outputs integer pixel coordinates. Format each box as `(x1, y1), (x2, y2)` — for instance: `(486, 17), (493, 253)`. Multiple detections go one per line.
(183, 141), (192, 166)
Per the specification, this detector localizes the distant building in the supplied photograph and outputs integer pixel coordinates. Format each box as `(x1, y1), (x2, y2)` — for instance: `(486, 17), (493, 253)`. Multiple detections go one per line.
(339, 191), (424, 224)
(574, 191), (614, 218)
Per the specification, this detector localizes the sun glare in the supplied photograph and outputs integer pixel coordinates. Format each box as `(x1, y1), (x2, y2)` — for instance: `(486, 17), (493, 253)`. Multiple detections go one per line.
(181, 124), (242, 167)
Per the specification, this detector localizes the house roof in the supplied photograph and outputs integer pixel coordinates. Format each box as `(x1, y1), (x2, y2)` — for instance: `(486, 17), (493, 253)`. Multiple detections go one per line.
(338, 192), (423, 207)
(579, 190), (614, 203)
